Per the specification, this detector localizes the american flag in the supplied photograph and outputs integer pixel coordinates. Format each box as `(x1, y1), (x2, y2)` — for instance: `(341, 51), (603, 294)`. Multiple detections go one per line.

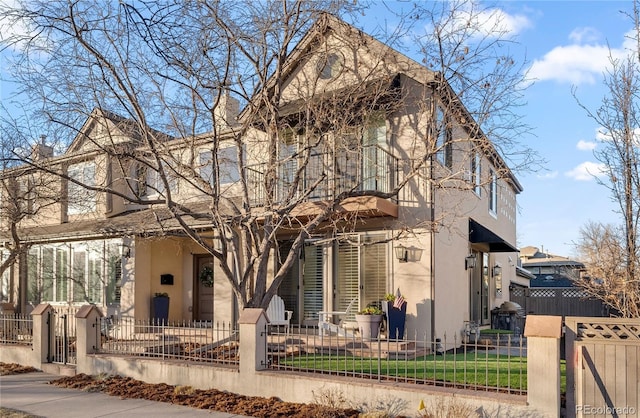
(393, 295), (405, 309)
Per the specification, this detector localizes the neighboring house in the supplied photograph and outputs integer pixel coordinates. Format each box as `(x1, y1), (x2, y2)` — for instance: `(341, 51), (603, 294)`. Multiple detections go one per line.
(0, 15), (522, 341)
(519, 246), (585, 287)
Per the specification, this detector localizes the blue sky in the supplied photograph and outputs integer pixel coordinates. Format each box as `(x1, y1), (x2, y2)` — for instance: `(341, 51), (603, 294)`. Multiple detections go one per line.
(0, 1), (634, 259)
(484, 1), (631, 258)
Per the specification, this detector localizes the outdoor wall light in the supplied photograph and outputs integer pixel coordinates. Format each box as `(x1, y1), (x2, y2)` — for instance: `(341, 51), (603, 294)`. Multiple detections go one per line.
(465, 254), (477, 270)
(395, 245), (408, 263)
(493, 264), (502, 277)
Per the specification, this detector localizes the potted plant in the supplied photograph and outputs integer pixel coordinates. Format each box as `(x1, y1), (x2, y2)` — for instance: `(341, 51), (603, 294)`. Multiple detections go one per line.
(382, 291), (407, 340)
(152, 292), (170, 324)
(355, 305), (383, 341)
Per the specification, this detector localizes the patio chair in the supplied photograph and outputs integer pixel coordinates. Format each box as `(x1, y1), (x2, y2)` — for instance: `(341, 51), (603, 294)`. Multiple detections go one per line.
(318, 298), (357, 337)
(266, 295), (293, 333)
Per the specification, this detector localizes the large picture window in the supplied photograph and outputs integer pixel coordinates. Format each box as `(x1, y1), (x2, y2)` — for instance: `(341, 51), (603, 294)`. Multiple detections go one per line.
(335, 234), (387, 320)
(25, 239), (122, 306)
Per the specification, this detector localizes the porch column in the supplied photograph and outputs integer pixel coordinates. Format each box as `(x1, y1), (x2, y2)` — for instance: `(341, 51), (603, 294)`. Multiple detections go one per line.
(524, 315), (562, 418)
(30, 303), (53, 366)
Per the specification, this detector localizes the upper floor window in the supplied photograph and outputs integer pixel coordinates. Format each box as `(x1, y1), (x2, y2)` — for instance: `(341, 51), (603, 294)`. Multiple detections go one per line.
(489, 168), (497, 215)
(137, 162), (178, 198)
(199, 145), (240, 186)
(68, 161), (96, 215)
(471, 151), (481, 196)
(435, 105), (452, 168)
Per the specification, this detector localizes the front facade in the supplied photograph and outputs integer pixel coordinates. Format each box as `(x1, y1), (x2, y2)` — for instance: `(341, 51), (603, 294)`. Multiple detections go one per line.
(0, 15), (521, 341)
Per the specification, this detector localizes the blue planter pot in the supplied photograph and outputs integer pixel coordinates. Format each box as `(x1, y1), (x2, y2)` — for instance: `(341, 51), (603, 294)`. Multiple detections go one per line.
(152, 296), (170, 324)
(382, 301), (407, 340)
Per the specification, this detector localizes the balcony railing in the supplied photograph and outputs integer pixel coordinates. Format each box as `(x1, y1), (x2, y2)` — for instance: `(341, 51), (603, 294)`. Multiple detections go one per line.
(246, 145), (399, 207)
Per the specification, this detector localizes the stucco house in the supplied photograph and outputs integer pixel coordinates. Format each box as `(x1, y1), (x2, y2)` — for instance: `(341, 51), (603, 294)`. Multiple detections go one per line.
(0, 15), (522, 341)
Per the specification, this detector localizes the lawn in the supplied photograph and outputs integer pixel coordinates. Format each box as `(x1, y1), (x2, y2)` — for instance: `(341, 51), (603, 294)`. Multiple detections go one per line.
(278, 352), (567, 394)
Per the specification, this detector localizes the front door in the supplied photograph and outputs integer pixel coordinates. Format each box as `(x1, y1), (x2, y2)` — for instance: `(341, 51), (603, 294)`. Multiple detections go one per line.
(469, 251), (489, 325)
(194, 255), (214, 321)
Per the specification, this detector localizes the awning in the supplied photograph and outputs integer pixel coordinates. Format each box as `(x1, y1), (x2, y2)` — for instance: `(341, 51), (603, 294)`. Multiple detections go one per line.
(469, 219), (518, 253)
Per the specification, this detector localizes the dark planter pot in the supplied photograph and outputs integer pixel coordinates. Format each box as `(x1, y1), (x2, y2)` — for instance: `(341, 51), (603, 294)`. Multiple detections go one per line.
(382, 300), (407, 340)
(355, 314), (383, 341)
(152, 296), (170, 324)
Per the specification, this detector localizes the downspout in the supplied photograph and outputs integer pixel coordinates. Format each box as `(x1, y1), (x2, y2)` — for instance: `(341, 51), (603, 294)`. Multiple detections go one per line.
(429, 155), (436, 343)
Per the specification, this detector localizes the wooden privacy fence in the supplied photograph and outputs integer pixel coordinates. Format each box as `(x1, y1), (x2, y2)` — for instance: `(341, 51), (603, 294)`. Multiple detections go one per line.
(510, 287), (609, 317)
(565, 317), (639, 418)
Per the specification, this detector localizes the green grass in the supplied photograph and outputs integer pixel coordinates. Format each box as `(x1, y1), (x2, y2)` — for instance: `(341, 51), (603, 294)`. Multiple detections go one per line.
(479, 329), (514, 335)
(279, 353), (567, 393)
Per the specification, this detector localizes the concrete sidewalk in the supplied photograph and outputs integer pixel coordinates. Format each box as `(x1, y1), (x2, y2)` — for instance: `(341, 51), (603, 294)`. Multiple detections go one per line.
(0, 372), (251, 418)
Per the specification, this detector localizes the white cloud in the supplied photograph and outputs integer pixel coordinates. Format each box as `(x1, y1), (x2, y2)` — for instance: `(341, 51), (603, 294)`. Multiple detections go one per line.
(437, 5), (532, 41)
(476, 8), (532, 35)
(568, 27), (601, 44)
(565, 161), (607, 181)
(536, 171), (558, 180)
(528, 44), (614, 85)
(576, 140), (597, 151)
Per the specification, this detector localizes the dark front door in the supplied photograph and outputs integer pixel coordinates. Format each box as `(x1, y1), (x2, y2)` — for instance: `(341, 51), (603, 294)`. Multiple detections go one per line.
(194, 255), (214, 321)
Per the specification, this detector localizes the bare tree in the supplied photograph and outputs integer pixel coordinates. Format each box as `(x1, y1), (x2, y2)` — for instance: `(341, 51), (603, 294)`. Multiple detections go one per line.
(573, 4), (640, 317)
(0, 130), (63, 305)
(0, 0), (533, 310)
(575, 222), (639, 317)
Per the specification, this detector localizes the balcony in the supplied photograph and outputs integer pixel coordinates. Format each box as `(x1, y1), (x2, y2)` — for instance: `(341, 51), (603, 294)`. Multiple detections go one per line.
(246, 145), (399, 218)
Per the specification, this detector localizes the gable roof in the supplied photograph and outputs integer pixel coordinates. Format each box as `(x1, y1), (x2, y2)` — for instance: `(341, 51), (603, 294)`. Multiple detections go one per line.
(66, 108), (174, 155)
(241, 13), (522, 193)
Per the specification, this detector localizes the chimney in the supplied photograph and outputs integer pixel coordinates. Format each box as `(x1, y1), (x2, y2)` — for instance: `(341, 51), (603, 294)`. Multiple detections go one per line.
(213, 94), (239, 131)
(31, 135), (54, 161)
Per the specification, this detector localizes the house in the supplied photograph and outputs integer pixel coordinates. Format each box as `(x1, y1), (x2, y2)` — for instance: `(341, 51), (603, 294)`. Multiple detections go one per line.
(0, 14), (522, 341)
(519, 246), (585, 287)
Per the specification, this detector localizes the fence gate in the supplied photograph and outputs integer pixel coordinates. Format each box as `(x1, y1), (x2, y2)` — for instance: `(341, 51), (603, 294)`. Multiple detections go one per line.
(565, 317), (639, 417)
(47, 310), (77, 365)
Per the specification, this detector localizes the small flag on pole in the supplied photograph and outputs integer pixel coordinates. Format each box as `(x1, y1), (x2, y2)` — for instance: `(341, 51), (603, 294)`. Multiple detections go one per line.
(393, 294), (405, 309)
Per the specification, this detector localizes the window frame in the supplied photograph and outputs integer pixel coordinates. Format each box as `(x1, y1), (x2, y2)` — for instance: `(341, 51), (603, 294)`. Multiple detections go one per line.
(489, 168), (498, 216)
(471, 151), (481, 196)
(435, 105), (453, 169)
(67, 160), (96, 215)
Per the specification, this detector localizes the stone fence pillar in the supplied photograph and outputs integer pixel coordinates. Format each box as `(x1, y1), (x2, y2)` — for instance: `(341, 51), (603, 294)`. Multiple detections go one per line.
(30, 303), (54, 365)
(238, 308), (269, 377)
(75, 304), (103, 374)
(524, 315), (563, 418)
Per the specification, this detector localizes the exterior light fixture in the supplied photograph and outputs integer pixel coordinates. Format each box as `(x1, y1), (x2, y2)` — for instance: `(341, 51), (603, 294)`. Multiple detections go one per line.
(493, 264), (502, 277)
(465, 254), (477, 270)
(395, 245), (408, 263)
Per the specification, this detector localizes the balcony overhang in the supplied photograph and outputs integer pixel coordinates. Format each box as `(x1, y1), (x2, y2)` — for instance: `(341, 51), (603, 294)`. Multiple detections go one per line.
(290, 196), (398, 220)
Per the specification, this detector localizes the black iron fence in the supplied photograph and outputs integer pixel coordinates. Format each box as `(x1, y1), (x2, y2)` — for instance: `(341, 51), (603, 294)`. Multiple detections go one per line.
(266, 324), (527, 395)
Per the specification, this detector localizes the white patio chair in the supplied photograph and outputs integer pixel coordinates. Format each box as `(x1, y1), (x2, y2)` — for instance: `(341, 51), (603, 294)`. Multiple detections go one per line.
(318, 298), (357, 337)
(266, 295), (293, 333)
